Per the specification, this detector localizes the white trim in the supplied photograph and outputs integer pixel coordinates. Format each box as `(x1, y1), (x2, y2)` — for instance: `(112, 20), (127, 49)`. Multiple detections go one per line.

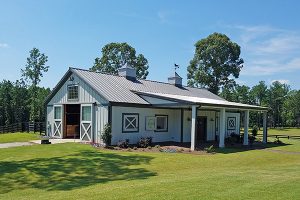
(53, 105), (63, 138)
(80, 104), (93, 142)
(219, 108), (226, 148)
(243, 110), (249, 145)
(191, 105), (197, 151)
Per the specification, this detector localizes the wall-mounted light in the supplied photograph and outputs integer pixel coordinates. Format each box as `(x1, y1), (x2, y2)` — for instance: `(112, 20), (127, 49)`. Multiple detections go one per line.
(187, 117), (191, 121)
(210, 118), (214, 122)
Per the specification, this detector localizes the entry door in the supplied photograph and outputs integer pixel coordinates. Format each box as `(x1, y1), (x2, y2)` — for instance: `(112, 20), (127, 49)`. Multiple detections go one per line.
(197, 117), (207, 141)
(53, 105), (63, 138)
(80, 104), (93, 142)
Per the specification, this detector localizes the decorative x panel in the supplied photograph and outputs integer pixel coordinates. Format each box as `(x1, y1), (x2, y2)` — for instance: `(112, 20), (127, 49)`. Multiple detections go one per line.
(227, 117), (236, 130)
(81, 123), (92, 141)
(53, 121), (62, 137)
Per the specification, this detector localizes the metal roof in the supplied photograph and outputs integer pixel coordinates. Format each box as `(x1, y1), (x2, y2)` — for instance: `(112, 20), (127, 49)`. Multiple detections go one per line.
(71, 68), (225, 104)
(45, 68), (268, 111)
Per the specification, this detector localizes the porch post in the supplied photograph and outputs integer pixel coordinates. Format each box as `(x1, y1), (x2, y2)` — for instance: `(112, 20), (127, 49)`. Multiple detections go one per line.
(219, 108), (226, 148)
(191, 105), (197, 151)
(263, 111), (267, 143)
(243, 110), (249, 145)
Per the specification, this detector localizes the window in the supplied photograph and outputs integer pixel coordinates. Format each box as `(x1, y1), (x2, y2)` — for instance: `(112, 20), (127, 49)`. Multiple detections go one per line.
(68, 85), (79, 100)
(155, 115), (168, 132)
(122, 113), (139, 133)
(54, 106), (62, 120)
(82, 106), (91, 121)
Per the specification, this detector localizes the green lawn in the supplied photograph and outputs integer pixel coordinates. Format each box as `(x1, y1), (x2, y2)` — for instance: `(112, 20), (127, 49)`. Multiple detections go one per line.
(0, 132), (39, 143)
(0, 131), (299, 199)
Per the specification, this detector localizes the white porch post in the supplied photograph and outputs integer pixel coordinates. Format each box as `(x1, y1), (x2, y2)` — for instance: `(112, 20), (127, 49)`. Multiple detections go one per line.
(243, 110), (249, 145)
(191, 105), (197, 151)
(219, 108), (226, 148)
(263, 111), (267, 143)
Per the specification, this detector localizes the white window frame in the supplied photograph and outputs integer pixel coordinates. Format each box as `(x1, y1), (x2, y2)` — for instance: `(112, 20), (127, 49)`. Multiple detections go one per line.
(67, 84), (79, 101)
(122, 113), (139, 133)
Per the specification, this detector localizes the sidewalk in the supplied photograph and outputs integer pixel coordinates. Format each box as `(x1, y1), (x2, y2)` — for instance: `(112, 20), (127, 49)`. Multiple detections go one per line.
(0, 142), (35, 149)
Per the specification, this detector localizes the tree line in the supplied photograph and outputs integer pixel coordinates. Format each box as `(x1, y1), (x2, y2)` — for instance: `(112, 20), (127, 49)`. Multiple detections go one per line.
(220, 81), (300, 128)
(0, 48), (50, 126)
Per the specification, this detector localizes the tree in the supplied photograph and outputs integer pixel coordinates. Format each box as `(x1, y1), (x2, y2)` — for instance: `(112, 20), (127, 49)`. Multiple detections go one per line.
(90, 42), (149, 79)
(250, 81), (268, 106)
(22, 48), (49, 121)
(187, 33), (244, 94)
(268, 81), (290, 127)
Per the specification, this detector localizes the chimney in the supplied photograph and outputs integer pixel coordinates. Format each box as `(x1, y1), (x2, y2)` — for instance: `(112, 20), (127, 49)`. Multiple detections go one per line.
(168, 72), (182, 87)
(118, 63), (136, 81)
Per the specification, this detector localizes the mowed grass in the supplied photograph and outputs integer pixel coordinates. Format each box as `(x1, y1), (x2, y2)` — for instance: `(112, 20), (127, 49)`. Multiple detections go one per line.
(0, 132), (39, 143)
(0, 131), (299, 199)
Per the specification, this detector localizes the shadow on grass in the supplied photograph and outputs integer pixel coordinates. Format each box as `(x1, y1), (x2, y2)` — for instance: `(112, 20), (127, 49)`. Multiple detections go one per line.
(0, 150), (156, 194)
(214, 142), (291, 154)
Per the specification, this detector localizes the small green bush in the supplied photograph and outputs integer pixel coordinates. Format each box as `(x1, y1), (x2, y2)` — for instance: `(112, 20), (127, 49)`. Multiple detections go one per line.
(248, 135), (256, 145)
(155, 145), (160, 148)
(274, 138), (283, 144)
(133, 146), (138, 150)
(117, 139), (129, 148)
(252, 125), (258, 136)
(137, 137), (152, 148)
(101, 123), (112, 147)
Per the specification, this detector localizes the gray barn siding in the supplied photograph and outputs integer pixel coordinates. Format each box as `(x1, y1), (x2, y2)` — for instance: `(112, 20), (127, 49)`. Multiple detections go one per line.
(46, 72), (109, 141)
(48, 73), (107, 105)
(111, 106), (181, 145)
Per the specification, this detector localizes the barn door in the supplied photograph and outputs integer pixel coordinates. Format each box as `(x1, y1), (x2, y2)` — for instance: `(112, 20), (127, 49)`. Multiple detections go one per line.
(53, 105), (63, 138)
(80, 104), (93, 142)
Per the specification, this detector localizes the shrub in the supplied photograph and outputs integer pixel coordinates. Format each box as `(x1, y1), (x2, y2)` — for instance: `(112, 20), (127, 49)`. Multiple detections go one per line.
(133, 146), (138, 150)
(147, 146), (152, 150)
(248, 135), (256, 145)
(204, 145), (215, 153)
(154, 145), (160, 148)
(101, 123), (112, 147)
(252, 125), (258, 136)
(117, 139), (129, 148)
(274, 138), (283, 144)
(229, 133), (240, 144)
(138, 137), (152, 148)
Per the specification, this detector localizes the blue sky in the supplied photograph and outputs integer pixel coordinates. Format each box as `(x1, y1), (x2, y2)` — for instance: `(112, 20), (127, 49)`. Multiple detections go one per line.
(1, 0), (300, 90)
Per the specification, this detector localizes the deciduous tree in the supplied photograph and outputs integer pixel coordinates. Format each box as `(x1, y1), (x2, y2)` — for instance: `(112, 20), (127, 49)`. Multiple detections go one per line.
(187, 33), (244, 94)
(91, 42), (149, 79)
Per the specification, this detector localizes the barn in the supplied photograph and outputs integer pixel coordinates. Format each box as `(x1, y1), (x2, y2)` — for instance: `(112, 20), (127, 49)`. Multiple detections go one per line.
(45, 66), (268, 150)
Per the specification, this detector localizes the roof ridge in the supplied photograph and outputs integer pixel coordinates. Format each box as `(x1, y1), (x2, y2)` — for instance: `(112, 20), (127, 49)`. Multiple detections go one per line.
(70, 67), (208, 90)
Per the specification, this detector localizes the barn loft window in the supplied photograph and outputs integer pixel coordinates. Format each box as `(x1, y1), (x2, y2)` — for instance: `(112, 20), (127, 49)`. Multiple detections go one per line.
(155, 115), (168, 132)
(68, 85), (79, 100)
(122, 113), (139, 133)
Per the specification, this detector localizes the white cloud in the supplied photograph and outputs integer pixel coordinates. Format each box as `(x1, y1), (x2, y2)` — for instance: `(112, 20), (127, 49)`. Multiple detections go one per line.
(271, 79), (290, 84)
(226, 24), (300, 76)
(0, 43), (8, 48)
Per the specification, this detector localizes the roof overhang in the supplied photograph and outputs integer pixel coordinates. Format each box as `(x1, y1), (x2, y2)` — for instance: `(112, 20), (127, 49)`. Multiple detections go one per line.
(135, 91), (269, 111)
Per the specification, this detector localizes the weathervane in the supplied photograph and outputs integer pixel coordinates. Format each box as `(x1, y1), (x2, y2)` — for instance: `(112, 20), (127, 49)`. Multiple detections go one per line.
(174, 63), (179, 72)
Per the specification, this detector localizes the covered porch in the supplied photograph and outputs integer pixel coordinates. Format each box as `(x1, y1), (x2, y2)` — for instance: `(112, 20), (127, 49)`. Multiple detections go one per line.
(137, 91), (268, 150)
(190, 105), (268, 150)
